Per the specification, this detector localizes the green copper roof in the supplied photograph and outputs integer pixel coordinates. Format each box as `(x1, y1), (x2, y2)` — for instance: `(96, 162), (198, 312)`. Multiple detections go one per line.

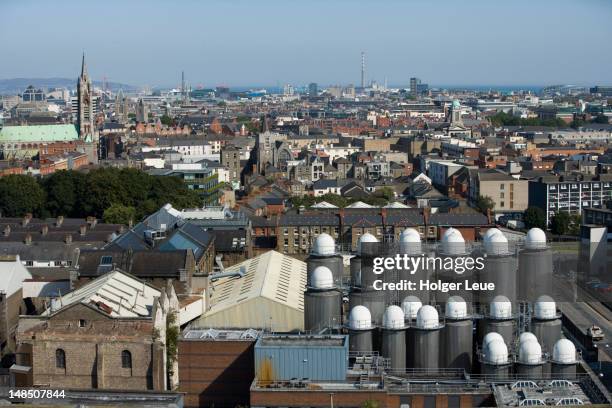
(0, 124), (79, 142)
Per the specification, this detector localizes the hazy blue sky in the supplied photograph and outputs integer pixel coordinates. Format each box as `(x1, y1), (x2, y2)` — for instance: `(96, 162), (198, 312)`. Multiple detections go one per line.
(1, 0), (611, 88)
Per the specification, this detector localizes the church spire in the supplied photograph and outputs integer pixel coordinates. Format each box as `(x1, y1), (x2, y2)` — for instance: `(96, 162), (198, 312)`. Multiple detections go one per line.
(81, 52), (88, 77)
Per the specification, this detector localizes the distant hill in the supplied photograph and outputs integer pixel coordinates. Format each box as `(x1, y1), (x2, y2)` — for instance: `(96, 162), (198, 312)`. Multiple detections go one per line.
(0, 78), (138, 95)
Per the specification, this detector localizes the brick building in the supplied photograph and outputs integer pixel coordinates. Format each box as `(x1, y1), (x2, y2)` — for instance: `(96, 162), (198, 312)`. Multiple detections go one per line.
(13, 270), (174, 391)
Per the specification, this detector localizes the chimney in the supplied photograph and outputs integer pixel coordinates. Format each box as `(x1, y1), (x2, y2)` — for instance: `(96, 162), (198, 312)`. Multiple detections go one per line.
(41, 225), (49, 236)
(128, 219), (133, 229)
(79, 225), (87, 236)
(3, 225), (10, 237)
(87, 216), (97, 228)
(65, 234), (73, 245)
(56, 216), (64, 227)
(24, 233), (32, 245)
(381, 207), (388, 226)
(423, 207), (431, 225)
(22, 215), (31, 227)
(486, 208), (493, 225)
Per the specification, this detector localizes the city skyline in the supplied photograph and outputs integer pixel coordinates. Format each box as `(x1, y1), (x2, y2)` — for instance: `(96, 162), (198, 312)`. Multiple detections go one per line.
(1, 0), (612, 88)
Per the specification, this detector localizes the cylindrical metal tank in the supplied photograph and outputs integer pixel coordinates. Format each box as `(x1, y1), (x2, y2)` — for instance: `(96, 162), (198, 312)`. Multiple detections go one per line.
(479, 296), (516, 346)
(307, 233), (344, 287)
(480, 338), (511, 378)
(436, 228), (475, 304)
(396, 228), (431, 304)
(551, 339), (577, 378)
(402, 296), (422, 369)
(350, 256), (362, 288)
(479, 230), (516, 304)
(530, 295), (562, 355)
(381, 305), (406, 371)
(478, 295), (516, 345)
(442, 296), (473, 372)
(409, 305), (442, 369)
(518, 228), (553, 302)
(347, 305), (374, 353)
(515, 339), (545, 378)
(351, 288), (386, 326)
(307, 255), (344, 287)
(304, 266), (342, 331)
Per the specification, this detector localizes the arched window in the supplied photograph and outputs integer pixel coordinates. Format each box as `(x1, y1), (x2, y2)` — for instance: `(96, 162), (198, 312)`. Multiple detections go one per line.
(55, 349), (66, 369)
(121, 350), (132, 369)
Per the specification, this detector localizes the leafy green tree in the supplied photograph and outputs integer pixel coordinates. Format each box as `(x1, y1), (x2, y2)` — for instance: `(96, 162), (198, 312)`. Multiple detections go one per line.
(41, 170), (86, 217)
(160, 114), (174, 126)
(476, 195), (495, 214)
(0, 175), (45, 217)
(103, 204), (136, 225)
(376, 186), (395, 201)
(550, 211), (571, 235)
(524, 207), (546, 230)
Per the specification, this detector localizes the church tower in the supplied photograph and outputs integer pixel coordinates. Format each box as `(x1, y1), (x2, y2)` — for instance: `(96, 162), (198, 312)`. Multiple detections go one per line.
(77, 53), (95, 140)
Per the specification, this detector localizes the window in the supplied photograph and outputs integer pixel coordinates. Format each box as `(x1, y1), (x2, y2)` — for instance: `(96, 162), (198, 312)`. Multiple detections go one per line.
(500, 184), (505, 190)
(56, 349), (66, 369)
(121, 350), (132, 369)
(500, 201), (505, 207)
(100, 256), (113, 266)
(78, 319), (86, 327)
(500, 192), (505, 199)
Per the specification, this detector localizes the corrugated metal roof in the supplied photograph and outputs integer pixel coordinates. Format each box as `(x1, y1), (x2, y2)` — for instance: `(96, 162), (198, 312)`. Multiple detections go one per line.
(206, 251), (306, 316)
(43, 269), (160, 318)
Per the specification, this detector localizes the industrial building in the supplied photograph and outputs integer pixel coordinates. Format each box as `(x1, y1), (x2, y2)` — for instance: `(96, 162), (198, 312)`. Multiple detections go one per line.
(194, 250), (307, 332)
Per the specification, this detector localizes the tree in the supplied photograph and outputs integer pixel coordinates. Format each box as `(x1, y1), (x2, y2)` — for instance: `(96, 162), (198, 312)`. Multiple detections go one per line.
(476, 195), (495, 214)
(550, 211), (571, 235)
(524, 207), (546, 230)
(160, 114), (174, 126)
(0, 175), (45, 217)
(41, 170), (86, 217)
(103, 204), (136, 225)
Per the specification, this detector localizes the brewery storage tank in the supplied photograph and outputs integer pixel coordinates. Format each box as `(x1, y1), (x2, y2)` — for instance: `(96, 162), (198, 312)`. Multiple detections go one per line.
(381, 305), (407, 371)
(480, 338), (512, 378)
(350, 233), (379, 289)
(530, 295), (562, 355)
(515, 339), (545, 378)
(347, 305), (375, 353)
(307, 233), (345, 288)
(402, 295), (423, 369)
(442, 296), (473, 372)
(395, 228), (431, 304)
(436, 228), (474, 304)
(480, 295), (516, 346)
(518, 228), (553, 302)
(551, 339), (577, 378)
(304, 266), (343, 331)
(409, 305), (442, 369)
(479, 228), (517, 304)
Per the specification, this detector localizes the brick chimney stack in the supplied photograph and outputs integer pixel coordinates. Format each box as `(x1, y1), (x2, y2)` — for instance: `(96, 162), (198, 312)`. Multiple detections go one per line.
(56, 216), (64, 227)
(79, 225), (87, 236)
(41, 225), (49, 236)
(65, 234), (73, 244)
(24, 233), (32, 245)
(3, 225), (10, 237)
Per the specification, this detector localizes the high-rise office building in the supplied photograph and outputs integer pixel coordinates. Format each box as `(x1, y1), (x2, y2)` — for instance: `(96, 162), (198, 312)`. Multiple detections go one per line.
(308, 83), (318, 96)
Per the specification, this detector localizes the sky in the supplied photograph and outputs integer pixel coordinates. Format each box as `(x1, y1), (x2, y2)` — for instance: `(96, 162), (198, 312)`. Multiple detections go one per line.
(1, 0), (611, 88)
